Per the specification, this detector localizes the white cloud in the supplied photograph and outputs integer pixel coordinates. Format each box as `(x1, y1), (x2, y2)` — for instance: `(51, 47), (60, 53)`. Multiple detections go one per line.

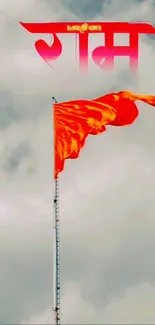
(25, 282), (155, 324)
(1, 0), (155, 323)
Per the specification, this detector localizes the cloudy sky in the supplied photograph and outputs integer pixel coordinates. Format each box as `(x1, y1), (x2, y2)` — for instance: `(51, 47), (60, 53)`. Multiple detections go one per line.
(1, 0), (155, 324)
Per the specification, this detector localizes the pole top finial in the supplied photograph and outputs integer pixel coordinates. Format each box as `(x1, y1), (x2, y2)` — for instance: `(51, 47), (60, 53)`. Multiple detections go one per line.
(52, 95), (58, 103)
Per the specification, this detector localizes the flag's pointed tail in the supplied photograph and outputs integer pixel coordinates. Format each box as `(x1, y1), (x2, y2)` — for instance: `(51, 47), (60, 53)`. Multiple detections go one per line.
(117, 90), (155, 106)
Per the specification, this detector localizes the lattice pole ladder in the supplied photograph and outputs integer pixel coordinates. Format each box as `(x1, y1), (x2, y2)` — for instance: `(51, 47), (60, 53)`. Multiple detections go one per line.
(52, 96), (60, 325)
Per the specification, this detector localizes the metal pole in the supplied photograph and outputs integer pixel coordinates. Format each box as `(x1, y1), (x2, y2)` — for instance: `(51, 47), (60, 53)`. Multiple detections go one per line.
(52, 96), (60, 325)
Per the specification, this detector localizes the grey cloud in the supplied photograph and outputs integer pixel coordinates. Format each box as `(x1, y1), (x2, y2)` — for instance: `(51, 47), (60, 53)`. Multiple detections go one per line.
(1, 0), (155, 324)
(60, 0), (106, 18)
(0, 229), (53, 323)
(1, 142), (32, 174)
(0, 90), (18, 128)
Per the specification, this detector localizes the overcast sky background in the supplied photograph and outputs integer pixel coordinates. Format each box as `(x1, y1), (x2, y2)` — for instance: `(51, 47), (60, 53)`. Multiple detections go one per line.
(1, 0), (155, 324)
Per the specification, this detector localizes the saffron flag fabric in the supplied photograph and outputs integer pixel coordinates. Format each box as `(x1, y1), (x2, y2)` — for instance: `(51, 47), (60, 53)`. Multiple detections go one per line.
(53, 90), (155, 179)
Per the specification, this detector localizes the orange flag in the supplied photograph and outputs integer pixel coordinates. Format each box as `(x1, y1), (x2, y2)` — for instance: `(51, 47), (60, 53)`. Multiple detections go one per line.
(53, 90), (155, 179)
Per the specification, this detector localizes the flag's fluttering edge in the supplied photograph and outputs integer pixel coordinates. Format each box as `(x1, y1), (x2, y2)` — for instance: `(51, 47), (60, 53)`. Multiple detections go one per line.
(54, 91), (155, 178)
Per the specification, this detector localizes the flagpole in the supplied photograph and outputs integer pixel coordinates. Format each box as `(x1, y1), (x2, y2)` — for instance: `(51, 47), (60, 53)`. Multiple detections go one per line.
(52, 96), (60, 325)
